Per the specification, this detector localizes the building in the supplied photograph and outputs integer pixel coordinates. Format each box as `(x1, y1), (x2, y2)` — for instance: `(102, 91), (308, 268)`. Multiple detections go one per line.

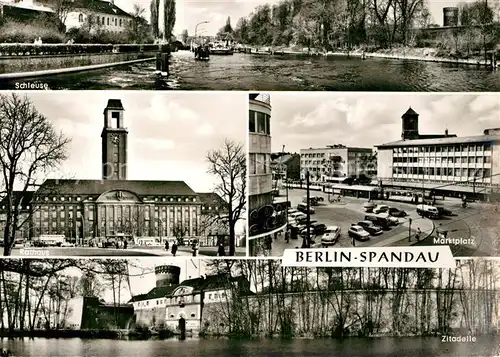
(376, 108), (500, 201)
(0, 99), (226, 246)
(443, 7), (459, 27)
(248, 93), (286, 256)
(271, 153), (300, 181)
(0, 0), (55, 21)
(64, 0), (133, 33)
(130, 264), (251, 335)
(300, 144), (374, 181)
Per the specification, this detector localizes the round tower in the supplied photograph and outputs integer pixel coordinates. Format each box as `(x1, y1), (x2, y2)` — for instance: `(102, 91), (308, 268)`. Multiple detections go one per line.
(443, 7), (459, 27)
(155, 265), (181, 287)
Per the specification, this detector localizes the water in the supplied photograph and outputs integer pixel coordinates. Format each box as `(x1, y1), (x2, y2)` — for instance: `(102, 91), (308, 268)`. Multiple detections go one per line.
(3, 51), (499, 91)
(2, 336), (500, 357)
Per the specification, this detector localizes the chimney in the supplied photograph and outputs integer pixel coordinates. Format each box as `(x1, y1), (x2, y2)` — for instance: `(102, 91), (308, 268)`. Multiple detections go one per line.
(445, 129), (449, 137)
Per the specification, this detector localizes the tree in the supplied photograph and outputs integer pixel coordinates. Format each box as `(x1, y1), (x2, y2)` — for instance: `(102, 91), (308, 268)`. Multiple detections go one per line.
(181, 29), (189, 43)
(0, 94), (70, 256)
(150, 0), (176, 41)
(206, 140), (246, 256)
(126, 4), (152, 43)
(172, 221), (189, 246)
(51, 0), (76, 32)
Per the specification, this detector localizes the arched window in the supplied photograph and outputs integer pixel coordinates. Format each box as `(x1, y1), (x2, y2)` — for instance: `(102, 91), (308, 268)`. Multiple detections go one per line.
(78, 13), (84, 22)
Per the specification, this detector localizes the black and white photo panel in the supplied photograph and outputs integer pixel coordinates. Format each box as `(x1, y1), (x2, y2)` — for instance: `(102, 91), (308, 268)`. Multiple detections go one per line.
(1, 257), (500, 357)
(0, 91), (246, 257)
(0, 0), (499, 91)
(248, 92), (500, 257)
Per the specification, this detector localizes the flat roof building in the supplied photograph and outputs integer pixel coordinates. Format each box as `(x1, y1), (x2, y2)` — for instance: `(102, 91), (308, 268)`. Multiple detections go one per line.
(376, 108), (500, 200)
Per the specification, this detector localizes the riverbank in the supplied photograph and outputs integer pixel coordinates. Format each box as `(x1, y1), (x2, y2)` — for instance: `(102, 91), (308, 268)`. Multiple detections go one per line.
(0, 328), (173, 339)
(247, 46), (498, 68)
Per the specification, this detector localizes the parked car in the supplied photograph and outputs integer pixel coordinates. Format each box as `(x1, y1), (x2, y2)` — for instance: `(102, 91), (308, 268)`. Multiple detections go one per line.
(364, 214), (392, 230)
(321, 226), (341, 247)
(416, 204), (439, 219)
(297, 202), (315, 214)
(302, 196), (320, 206)
(296, 216), (315, 226)
(348, 225), (371, 242)
(287, 208), (299, 215)
(356, 221), (383, 235)
(363, 202), (377, 212)
(373, 205), (390, 214)
(436, 206), (453, 216)
(311, 195), (324, 202)
(388, 207), (407, 217)
(310, 222), (327, 235)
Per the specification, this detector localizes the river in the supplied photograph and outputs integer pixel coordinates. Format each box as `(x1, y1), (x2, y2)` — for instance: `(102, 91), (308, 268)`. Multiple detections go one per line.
(1, 336), (499, 357)
(3, 51), (499, 91)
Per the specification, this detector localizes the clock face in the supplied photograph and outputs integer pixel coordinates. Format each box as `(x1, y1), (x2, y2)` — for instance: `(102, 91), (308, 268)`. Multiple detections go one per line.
(112, 135), (119, 144)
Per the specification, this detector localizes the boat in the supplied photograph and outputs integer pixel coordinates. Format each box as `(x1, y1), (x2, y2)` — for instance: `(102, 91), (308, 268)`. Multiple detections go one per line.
(210, 41), (234, 55)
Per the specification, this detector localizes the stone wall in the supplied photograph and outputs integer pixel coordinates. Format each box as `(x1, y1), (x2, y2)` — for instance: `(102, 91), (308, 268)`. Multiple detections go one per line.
(0, 51), (156, 75)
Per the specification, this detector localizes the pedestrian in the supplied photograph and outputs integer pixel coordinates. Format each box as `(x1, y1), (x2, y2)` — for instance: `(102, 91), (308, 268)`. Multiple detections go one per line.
(218, 243), (225, 256)
(415, 227), (421, 242)
(285, 229), (290, 243)
(165, 239), (169, 251)
(123, 240), (128, 249)
(192, 241), (199, 257)
(171, 242), (178, 257)
(351, 236), (356, 247)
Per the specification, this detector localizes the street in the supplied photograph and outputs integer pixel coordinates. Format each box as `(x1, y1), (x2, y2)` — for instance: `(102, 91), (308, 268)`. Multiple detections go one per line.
(10, 245), (246, 257)
(271, 188), (499, 257)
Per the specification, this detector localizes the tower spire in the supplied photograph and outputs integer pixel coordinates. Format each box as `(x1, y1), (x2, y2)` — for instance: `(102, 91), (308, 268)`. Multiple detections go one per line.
(101, 99), (128, 180)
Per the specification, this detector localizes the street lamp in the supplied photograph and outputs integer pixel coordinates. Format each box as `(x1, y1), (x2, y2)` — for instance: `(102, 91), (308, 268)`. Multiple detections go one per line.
(300, 168), (311, 248)
(195, 21), (210, 38)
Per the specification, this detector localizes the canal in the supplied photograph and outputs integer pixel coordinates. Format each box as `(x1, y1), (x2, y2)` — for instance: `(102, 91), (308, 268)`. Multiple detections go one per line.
(3, 51), (499, 91)
(1, 336), (499, 357)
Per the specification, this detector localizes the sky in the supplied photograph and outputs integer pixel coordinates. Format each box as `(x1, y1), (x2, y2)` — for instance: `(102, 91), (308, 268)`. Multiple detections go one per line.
(64, 258), (208, 303)
(115, 0), (490, 36)
(21, 91), (245, 194)
(268, 93), (500, 154)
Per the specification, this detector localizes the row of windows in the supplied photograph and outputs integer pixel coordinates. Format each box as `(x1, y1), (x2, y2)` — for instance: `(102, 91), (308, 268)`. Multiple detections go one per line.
(392, 167), (492, 178)
(249, 110), (271, 135)
(78, 13), (132, 27)
(392, 143), (492, 154)
(393, 156), (492, 164)
(36, 196), (197, 203)
(249, 153), (271, 175)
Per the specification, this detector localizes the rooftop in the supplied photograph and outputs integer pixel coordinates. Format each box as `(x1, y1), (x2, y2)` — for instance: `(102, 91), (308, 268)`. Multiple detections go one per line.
(377, 134), (500, 148)
(37, 179), (197, 197)
(105, 99), (124, 110)
(74, 0), (132, 18)
(403, 107), (419, 116)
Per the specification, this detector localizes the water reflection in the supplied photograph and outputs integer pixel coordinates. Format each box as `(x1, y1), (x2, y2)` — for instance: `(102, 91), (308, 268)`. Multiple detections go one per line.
(2, 336), (500, 357)
(1, 50), (499, 91)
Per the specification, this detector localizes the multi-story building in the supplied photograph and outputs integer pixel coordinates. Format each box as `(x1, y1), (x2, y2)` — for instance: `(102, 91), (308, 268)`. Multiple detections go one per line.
(248, 93), (286, 256)
(300, 144), (374, 181)
(0, 99), (226, 246)
(64, 0), (134, 33)
(376, 108), (500, 200)
(130, 264), (251, 335)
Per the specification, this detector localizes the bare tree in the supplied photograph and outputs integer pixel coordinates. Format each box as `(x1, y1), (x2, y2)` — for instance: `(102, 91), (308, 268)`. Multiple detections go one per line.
(0, 94), (70, 256)
(206, 139), (246, 256)
(172, 221), (189, 246)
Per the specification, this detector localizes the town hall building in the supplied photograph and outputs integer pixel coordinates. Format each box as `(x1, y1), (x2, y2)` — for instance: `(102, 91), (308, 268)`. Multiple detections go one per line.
(0, 99), (228, 246)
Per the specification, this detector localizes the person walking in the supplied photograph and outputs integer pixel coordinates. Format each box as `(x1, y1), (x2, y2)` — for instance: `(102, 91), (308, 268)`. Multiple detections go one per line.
(192, 241), (199, 257)
(171, 242), (178, 257)
(285, 229), (290, 243)
(351, 235), (356, 247)
(217, 243), (225, 256)
(165, 239), (170, 251)
(415, 227), (422, 242)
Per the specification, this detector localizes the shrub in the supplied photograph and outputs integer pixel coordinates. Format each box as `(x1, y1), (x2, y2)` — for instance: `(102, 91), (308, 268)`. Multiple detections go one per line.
(0, 16), (65, 43)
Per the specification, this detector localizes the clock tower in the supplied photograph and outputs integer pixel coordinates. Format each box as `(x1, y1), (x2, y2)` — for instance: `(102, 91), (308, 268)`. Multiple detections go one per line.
(102, 99), (128, 180)
(401, 107), (420, 140)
